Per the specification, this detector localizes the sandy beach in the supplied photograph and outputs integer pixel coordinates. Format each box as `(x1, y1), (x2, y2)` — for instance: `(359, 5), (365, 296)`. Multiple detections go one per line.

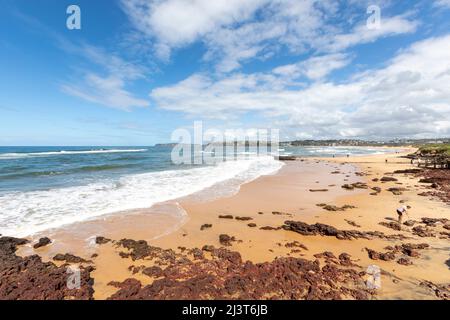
(6, 148), (450, 300)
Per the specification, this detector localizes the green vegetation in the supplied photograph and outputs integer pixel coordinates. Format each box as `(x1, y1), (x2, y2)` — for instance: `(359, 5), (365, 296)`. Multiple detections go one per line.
(418, 144), (450, 156)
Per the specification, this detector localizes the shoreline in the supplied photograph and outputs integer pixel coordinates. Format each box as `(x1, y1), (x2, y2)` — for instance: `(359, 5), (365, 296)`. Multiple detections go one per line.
(7, 147), (450, 299)
(8, 146), (407, 239)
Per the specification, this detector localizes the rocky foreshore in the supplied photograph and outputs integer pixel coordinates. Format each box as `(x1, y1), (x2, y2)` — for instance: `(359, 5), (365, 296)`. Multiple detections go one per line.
(413, 168), (450, 203)
(2, 224), (449, 300)
(0, 235), (374, 300)
(0, 237), (94, 300)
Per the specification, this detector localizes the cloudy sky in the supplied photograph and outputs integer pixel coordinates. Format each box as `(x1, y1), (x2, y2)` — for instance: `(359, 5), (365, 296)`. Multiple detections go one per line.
(1, 0), (450, 145)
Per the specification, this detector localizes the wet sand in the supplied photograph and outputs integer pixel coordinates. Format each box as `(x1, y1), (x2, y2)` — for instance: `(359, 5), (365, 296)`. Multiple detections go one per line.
(16, 148), (450, 300)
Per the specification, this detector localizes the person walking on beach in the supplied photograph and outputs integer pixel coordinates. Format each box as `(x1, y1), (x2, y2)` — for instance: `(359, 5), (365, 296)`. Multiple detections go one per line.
(396, 205), (408, 226)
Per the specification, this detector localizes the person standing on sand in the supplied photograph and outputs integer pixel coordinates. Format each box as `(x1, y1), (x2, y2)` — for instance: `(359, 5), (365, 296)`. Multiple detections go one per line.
(396, 205), (408, 225)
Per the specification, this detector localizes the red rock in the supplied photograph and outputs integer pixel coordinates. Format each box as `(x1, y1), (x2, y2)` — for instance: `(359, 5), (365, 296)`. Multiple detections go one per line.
(0, 237), (94, 300)
(33, 237), (51, 249)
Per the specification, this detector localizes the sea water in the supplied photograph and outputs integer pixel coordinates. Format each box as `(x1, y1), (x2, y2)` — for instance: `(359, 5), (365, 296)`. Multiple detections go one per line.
(0, 145), (398, 237)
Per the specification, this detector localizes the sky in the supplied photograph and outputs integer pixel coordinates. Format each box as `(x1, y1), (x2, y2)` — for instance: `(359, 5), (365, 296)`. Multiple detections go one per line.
(0, 0), (450, 146)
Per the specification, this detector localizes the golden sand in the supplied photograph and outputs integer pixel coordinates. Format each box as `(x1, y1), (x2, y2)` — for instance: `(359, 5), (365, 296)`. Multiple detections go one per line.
(18, 148), (450, 300)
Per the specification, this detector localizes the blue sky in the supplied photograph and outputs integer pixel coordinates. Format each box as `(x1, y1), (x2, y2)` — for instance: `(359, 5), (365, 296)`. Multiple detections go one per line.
(1, 0), (450, 146)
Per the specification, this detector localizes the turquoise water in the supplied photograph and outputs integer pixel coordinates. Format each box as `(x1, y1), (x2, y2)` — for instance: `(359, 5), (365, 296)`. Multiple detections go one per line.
(0, 146), (183, 193)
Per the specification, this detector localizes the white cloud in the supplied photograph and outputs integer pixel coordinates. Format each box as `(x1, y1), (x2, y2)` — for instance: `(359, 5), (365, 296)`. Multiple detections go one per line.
(120, 0), (267, 59)
(120, 0), (419, 72)
(78, 45), (146, 80)
(319, 15), (419, 52)
(150, 34), (450, 138)
(62, 74), (149, 111)
(60, 44), (150, 110)
(435, 0), (450, 8)
(273, 53), (352, 80)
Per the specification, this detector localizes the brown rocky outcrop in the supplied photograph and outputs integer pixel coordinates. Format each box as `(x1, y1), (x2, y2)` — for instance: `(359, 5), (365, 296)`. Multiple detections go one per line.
(0, 237), (94, 300)
(282, 221), (407, 240)
(107, 247), (373, 300)
(219, 234), (236, 246)
(33, 237), (51, 249)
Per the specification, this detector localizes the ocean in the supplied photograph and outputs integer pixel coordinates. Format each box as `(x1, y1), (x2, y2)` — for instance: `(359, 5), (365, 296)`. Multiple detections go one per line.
(0, 145), (398, 237)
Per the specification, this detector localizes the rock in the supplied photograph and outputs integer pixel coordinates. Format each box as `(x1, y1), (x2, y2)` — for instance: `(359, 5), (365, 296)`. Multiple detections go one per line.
(397, 258), (413, 266)
(283, 221), (406, 241)
(365, 248), (395, 261)
(309, 189), (329, 192)
(439, 232), (450, 239)
(412, 226), (435, 238)
(107, 246), (373, 300)
(278, 155), (298, 161)
(393, 169), (422, 174)
(189, 248), (204, 260)
(247, 223), (257, 228)
(342, 182), (368, 190)
(387, 187), (407, 195)
(219, 234), (235, 247)
(352, 182), (369, 189)
(415, 170), (450, 203)
(53, 253), (91, 264)
(372, 178), (379, 182)
(200, 224), (212, 231)
(345, 220), (361, 228)
(0, 237), (94, 300)
(381, 177), (398, 182)
(419, 178), (435, 184)
(202, 245), (215, 252)
(403, 220), (416, 227)
(95, 236), (111, 245)
(33, 237), (51, 249)
(338, 253), (354, 266)
(0, 237), (28, 250)
(117, 239), (153, 260)
(285, 241), (308, 250)
(235, 216), (253, 221)
(218, 215), (233, 219)
(379, 221), (401, 231)
(421, 217), (448, 226)
(317, 204), (356, 212)
(272, 211), (292, 216)
(314, 251), (336, 259)
(419, 281), (450, 300)
(402, 248), (420, 258)
(398, 243), (429, 255)
(371, 187), (381, 193)
(259, 226), (281, 231)
(142, 266), (163, 278)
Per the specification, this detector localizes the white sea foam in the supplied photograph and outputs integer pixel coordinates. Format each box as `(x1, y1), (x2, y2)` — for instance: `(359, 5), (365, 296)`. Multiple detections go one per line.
(0, 155), (283, 237)
(0, 149), (148, 160)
